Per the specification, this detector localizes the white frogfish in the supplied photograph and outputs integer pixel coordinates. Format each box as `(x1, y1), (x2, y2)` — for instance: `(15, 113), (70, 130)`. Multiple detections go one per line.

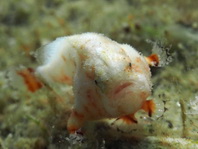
(18, 33), (159, 133)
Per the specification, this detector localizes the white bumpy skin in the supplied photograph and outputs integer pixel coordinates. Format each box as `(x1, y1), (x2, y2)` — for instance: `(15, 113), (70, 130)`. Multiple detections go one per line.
(35, 32), (152, 133)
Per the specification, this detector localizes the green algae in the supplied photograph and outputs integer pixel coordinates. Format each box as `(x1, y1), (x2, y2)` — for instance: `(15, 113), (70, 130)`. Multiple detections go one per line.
(0, 0), (198, 148)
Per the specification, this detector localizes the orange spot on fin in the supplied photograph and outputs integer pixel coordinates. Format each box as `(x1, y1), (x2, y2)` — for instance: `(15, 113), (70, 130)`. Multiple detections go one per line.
(17, 68), (43, 92)
(67, 110), (85, 134)
(60, 75), (72, 85)
(145, 54), (159, 67)
(141, 100), (155, 117)
(67, 126), (84, 135)
(53, 74), (73, 85)
(67, 126), (78, 134)
(119, 114), (137, 124)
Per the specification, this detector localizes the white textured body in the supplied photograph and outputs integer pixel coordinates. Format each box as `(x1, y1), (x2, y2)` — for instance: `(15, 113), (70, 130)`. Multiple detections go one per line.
(35, 33), (152, 132)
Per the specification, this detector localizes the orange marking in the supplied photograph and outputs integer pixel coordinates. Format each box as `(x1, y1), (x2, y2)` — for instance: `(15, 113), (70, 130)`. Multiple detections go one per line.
(119, 113), (137, 124)
(86, 89), (104, 117)
(132, 64), (142, 73)
(86, 89), (97, 109)
(79, 53), (88, 61)
(73, 110), (84, 119)
(17, 68), (43, 92)
(136, 57), (150, 73)
(86, 66), (95, 80)
(67, 125), (78, 134)
(136, 57), (142, 63)
(60, 75), (72, 85)
(86, 72), (95, 80)
(54, 75), (73, 85)
(145, 54), (159, 66)
(141, 100), (155, 117)
(114, 82), (132, 95)
(84, 105), (91, 113)
(61, 55), (67, 62)
(80, 39), (91, 50)
(87, 89), (94, 101)
(140, 91), (149, 99)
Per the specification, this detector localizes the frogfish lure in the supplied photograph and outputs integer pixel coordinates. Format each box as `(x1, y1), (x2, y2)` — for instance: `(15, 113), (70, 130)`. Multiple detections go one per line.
(18, 33), (159, 133)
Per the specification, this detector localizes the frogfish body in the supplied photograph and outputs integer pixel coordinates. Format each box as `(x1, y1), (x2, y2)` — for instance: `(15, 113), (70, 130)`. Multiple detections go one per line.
(18, 33), (158, 133)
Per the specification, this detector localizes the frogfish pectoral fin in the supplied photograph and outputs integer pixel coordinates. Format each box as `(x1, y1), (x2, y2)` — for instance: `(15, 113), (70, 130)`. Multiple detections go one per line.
(145, 54), (159, 67)
(17, 68), (43, 92)
(67, 110), (85, 134)
(141, 100), (155, 117)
